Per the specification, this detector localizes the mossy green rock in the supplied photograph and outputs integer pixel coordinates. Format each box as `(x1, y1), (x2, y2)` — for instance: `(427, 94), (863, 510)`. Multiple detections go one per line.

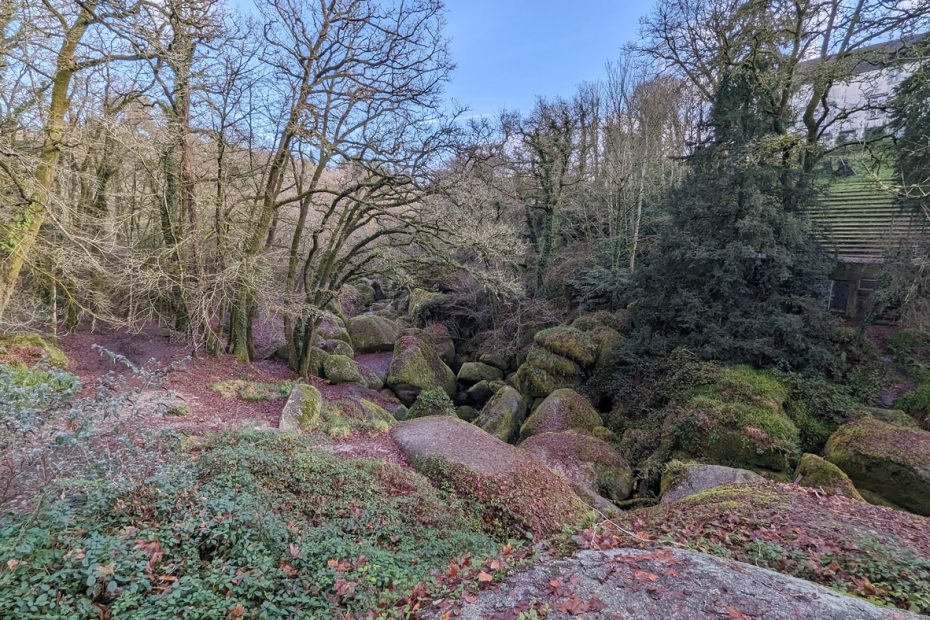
(316, 313), (352, 346)
(664, 365), (799, 472)
(408, 288), (447, 324)
(845, 406), (920, 429)
(474, 385), (526, 442)
(794, 453), (862, 499)
(659, 462), (762, 504)
(456, 405), (478, 421)
(408, 388), (457, 419)
(387, 330), (457, 405)
(479, 352), (511, 371)
(321, 338), (354, 358)
(520, 430), (632, 507)
(304, 346), (330, 377)
(533, 326), (597, 367)
(348, 314), (400, 353)
(465, 379), (503, 408)
(323, 354), (364, 384)
(524, 345), (582, 378)
(825, 418), (930, 514)
(457, 361), (504, 386)
(0, 333), (69, 368)
(513, 363), (578, 399)
(278, 384), (325, 432)
(519, 388), (603, 440)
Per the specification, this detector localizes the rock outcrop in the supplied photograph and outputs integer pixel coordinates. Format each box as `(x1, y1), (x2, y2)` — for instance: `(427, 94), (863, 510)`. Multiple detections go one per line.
(519, 388), (604, 440)
(473, 385), (526, 441)
(347, 314), (400, 353)
(386, 329), (457, 405)
(659, 462), (762, 504)
(794, 453), (862, 499)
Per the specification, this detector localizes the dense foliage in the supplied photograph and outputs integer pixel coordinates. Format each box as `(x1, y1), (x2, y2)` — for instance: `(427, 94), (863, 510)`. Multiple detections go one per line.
(0, 432), (498, 618)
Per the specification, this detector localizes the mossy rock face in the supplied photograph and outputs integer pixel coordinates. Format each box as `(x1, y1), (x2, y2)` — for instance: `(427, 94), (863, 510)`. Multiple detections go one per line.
(0, 333), (69, 368)
(323, 354), (364, 384)
(533, 327), (597, 367)
(474, 386), (526, 442)
(316, 313), (352, 346)
(824, 417), (930, 515)
(664, 366), (799, 472)
(457, 361), (504, 386)
(520, 430), (633, 506)
(659, 461), (763, 504)
(513, 363), (578, 399)
(590, 309), (631, 334)
(456, 405), (478, 421)
(465, 379), (503, 408)
(519, 388), (603, 441)
(524, 345), (582, 378)
(845, 406), (920, 429)
(422, 323), (455, 365)
(408, 289), (448, 325)
(320, 338), (354, 358)
(324, 399), (396, 438)
(408, 388), (457, 419)
(357, 364), (384, 391)
(304, 346), (329, 378)
(590, 326), (623, 370)
(386, 329), (457, 405)
(279, 384), (325, 432)
(794, 453), (862, 499)
(479, 352), (511, 371)
(391, 416), (589, 539)
(348, 314), (400, 353)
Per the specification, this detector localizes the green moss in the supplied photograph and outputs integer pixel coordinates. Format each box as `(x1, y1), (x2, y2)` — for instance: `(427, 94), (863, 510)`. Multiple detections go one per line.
(297, 384), (324, 430)
(794, 453), (862, 499)
(533, 327), (597, 367)
(322, 354), (363, 384)
(513, 363), (562, 398)
(519, 388), (603, 440)
(474, 386), (526, 442)
(407, 388), (456, 419)
(0, 333), (69, 368)
(896, 383), (930, 416)
(824, 418), (930, 514)
(524, 346), (581, 377)
(387, 333), (456, 395)
(886, 329), (930, 382)
(212, 379), (293, 401)
(659, 459), (689, 497)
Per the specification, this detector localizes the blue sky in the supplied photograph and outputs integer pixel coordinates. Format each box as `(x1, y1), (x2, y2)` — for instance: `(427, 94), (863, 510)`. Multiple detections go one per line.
(442, 0), (652, 118)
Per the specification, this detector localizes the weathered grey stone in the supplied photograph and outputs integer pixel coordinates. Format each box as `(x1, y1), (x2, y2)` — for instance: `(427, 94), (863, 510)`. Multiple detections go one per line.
(660, 463), (762, 504)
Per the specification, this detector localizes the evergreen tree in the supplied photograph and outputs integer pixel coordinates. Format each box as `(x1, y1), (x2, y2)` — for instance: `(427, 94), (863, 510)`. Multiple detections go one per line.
(629, 60), (833, 368)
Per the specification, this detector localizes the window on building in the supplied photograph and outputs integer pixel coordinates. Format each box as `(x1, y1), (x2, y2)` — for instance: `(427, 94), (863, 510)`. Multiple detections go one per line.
(829, 280), (850, 313)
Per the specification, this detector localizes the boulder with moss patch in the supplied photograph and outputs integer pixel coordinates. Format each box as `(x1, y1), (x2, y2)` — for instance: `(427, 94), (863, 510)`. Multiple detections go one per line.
(660, 461), (762, 504)
(422, 323), (455, 365)
(793, 453), (862, 499)
(824, 417), (930, 514)
(457, 361), (504, 386)
(407, 387), (457, 419)
(348, 314), (400, 353)
(323, 354), (364, 384)
(320, 338), (354, 358)
(524, 345), (582, 378)
(474, 385), (526, 442)
(386, 329), (457, 405)
(408, 288), (447, 325)
(391, 416), (588, 538)
(279, 384), (325, 432)
(663, 365), (799, 472)
(479, 352), (511, 371)
(0, 333), (69, 368)
(533, 326), (597, 367)
(316, 313), (353, 346)
(519, 388), (603, 440)
(520, 430), (632, 509)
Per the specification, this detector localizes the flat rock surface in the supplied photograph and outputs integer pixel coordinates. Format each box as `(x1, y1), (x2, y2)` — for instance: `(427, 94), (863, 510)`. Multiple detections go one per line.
(456, 547), (919, 620)
(391, 415), (529, 475)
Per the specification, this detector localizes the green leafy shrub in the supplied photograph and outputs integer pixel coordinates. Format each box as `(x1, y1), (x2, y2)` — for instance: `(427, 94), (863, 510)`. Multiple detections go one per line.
(886, 329), (930, 383)
(0, 431), (498, 618)
(896, 383), (930, 417)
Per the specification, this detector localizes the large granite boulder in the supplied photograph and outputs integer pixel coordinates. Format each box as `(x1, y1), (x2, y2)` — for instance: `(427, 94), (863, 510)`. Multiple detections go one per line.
(520, 431), (632, 508)
(279, 384), (394, 437)
(473, 385), (526, 441)
(519, 388), (604, 440)
(391, 416), (588, 538)
(533, 326), (597, 367)
(659, 462), (762, 503)
(386, 329), (457, 405)
(824, 417), (930, 514)
(322, 354), (364, 384)
(278, 384), (325, 432)
(457, 361), (504, 386)
(347, 314), (400, 353)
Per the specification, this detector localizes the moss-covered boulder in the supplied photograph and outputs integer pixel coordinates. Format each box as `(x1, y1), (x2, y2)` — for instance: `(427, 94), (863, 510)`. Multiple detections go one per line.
(357, 363), (385, 390)
(533, 326), (597, 367)
(614, 480), (930, 613)
(824, 418), (930, 514)
(422, 323), (455, 365)
(659, 461), (762, 504)
(663, 366), (799, 472)
(524, 345), (582, 378)
(519, 388), (603, 440)
(320, 338), (354, 358)
(407, 387), (457, 419)
(464, 379), (503, 408)
(408, 288), (447, 325)
(0, 333), (69, 368)
(391, 416), (589, 538)
(386, 329), (457, 405)
(479, 352), (511, 371)
(457, 361), (504, 386)
(845, 406), (920, 429)
(794, 453), (862, 499)
(520, 431), (632, 507)
(323, 354), (364, 384)
(347, 314), (400, 353)
(316, 313), (352, 346)
(278, 384), (325, 432)
(456, 405), (478, 421)
(474, 385), (526, 442)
